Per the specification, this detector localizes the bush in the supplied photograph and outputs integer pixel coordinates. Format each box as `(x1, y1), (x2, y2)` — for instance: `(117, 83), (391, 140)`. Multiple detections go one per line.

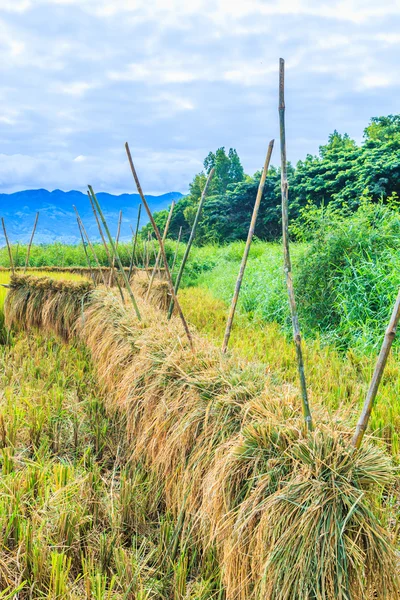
(294, 199), (400, 350)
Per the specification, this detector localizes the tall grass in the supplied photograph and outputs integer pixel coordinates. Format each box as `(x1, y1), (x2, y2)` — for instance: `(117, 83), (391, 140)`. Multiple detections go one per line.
(179, 287), (400, 460)
(5, 276), (398, 599)
(0, 332), (224, 598)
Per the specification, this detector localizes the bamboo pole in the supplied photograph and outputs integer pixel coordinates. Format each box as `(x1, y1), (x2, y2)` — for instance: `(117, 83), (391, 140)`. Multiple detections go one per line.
(167, 167), (215, 319)
(109, 210), (122, 286)
(352, 289), (400, 448)
(128, 203), (142, 280)
(76, 215), (95, 283)
(125, 142), (194, 350)
(88, 190), (125, 301)
(88, 185), (142, 320)
(24, 212), (39, 273)
(171, 226), (183, 279)
(73, 206), (108, 287)
(222, 141), (274, 354)
(146, 201), (175, 301)
(2, 218), (14, 274)
(279, 58), (313, 432)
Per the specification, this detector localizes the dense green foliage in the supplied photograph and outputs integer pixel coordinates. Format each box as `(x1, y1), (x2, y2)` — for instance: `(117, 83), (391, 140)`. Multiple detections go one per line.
(2, 199), (400, 353)
(147, 114), (400, 244)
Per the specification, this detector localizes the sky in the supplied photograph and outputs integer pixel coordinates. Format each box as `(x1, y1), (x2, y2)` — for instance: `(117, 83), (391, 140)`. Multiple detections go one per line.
(0, 0), (399, 195)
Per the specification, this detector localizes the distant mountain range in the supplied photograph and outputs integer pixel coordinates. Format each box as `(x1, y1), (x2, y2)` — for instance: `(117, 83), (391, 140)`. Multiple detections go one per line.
(0, 189), (183, 244)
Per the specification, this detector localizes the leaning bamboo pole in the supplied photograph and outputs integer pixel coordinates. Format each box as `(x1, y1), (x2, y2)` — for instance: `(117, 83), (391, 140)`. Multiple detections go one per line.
(24, 212), (39, 273)
(88, 190), (125, 301)
(73, 206), (108, 287)
(109, 210), (122, 286)
(279, 58), (313, 432)
(76, 215), (95, 283)
(171, 226), (182, 280)
(167, 168), (215, 319)
(125, 142), (194, 350)
(222, 141), (274, 354)
(89, 185), (142, 321)
(352, 289), (400, 448)
(2, 218), (14, 274)
(146, 201), (175, 301)
(128, 204), (142, 280)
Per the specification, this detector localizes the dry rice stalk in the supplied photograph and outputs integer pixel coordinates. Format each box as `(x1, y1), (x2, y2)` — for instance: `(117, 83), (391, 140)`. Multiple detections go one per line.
(4, 276), (399, 600)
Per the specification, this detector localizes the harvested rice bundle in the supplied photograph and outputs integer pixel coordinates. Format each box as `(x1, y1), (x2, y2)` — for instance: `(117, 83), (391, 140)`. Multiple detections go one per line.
(5, 274), (93, 339)
(4, 277), (399, 600)
(131, 271), (173, 312)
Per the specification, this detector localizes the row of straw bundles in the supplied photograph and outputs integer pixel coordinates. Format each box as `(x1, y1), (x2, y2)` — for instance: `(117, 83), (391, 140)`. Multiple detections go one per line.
(4, 274), (399, 600)
(0, 266), (162, 287)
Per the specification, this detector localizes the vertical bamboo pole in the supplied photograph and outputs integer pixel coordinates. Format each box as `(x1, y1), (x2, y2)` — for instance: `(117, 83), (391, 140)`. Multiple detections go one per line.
(171, 226), (183, 279)
(279, 58), (313, 431)
(76, 216), (95, 283)
(146, 201), (175, 301)
(109, 210), (123, 286)
(167, 167), (214, 319)
(125, 142), (194, 350)
(89, 186), (142, 320)
(88, 190), (125, 301)
(222, 141), (274, 354)
(352, 289), (400, 448)
(2, 218), (14, 274)
(24, 212), (39, 273)
(73, 206), (108, 287)
(128, 203), (142, 280)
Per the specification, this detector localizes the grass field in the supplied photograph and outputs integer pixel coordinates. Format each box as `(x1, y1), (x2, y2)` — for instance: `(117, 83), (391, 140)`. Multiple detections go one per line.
(179, 286), (400, 461)
(0, 331), (224, 598)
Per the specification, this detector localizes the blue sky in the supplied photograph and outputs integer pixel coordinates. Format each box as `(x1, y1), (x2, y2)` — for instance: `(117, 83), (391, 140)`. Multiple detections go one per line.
(0, 0), (399, 195)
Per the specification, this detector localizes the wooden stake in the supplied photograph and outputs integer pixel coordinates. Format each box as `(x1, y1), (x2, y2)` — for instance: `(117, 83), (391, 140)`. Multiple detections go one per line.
(222, 141), (274, 354)
(125, 142), (194, 350)
(88, 190), (125, 301)
(279, 58), (313, 431)
(76, 215), (95, 283)
(128, 203), (142, 280)
(89, 185), (142, 320)
(352, 289), (400, 448)
(73, 206), (108, 287)
(24, 212), (39, 273)
(146, 201), (175, 301)
(167, 167), (214, 319)
(171, 226), (183, 279)
(2, 217), (14, 274)
(109, 210), (122, 286)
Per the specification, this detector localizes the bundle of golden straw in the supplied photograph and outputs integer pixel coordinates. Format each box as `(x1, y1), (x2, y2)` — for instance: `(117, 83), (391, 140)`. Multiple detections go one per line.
(4, 275), (399, 600)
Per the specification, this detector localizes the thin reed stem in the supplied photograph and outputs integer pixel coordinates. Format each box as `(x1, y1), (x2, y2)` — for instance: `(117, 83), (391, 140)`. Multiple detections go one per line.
(222, 141), (274, 354)
(1, 217), (14, 274)
(24, 212), (39, 273)
(89, 185), (142, 320)
(146, 201), (175, 301)
(352, 288), (400, 448)
(73, 206), (108, 287)
(88, 190), (125, 301)
(167, 168), (214, 319)
(128, 203), (141, 279)
(279, 58), (313, 431)
(125, 142), (193, 349)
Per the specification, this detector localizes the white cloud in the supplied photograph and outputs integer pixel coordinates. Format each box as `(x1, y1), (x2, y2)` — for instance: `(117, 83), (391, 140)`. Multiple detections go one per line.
(0, 0), (399, 195)
(52, 81), (95, 96)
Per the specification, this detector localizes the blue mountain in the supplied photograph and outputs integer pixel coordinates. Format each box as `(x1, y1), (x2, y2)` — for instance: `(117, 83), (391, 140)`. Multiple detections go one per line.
(0, 189), (183, 244)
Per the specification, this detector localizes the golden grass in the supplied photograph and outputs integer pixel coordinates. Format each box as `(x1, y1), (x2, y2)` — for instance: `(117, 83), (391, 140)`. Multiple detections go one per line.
(131, 271), (174, 312)
(179, 286), (400, 460)
(4, 275), (399, 599)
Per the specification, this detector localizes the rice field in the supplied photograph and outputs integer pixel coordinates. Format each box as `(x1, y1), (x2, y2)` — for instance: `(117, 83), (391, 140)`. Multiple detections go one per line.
(0, 274), (398, 599)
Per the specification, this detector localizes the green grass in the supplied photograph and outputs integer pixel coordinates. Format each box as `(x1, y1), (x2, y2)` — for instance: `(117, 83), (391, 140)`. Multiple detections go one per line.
(0, 332), (223, 598)
(179, 286), (400, 461)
